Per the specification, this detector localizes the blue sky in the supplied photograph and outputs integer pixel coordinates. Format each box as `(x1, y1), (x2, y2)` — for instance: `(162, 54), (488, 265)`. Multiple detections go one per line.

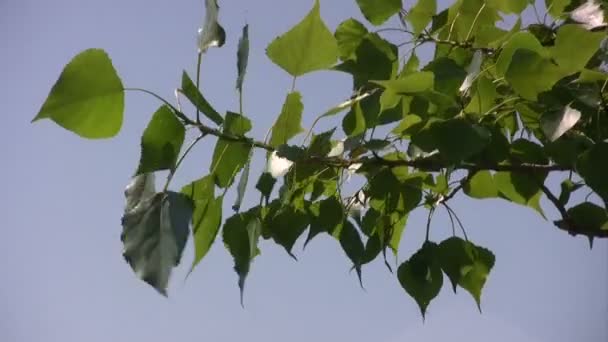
(1, 0), (607, 341)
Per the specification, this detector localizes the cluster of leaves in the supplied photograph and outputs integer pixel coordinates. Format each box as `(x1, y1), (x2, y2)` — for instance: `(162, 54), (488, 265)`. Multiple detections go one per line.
(33, 0), (608, 317)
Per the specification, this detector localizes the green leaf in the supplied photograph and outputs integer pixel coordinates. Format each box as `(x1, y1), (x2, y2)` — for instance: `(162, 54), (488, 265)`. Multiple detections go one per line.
(193, 195), (223, 270)
(556, 202), (608, 238)
(551, 24), (605, 75)
(121, 189), (193, 296)
(236, 24), (250, 92)
(223, 210), (261, 305)
(406, 0), (436, 35)
(577, 142), (608, 206)
(417, 119), (491, 162)
(464, 171), (498, 199)
(210, 112), (252, 188)
(494, 171), (545, 215)
(397, 242), (443, 318)
(505, 49), (563, 100)
(373, 72), (435, 94)
(136, 105), (185, 175)
(486, 0), (528, 13)
(558, 179), (583, 206)
(423, 57), (466, 97)
(181, 71), (223, 125)
(342, 100), (367, 137)
(266, 0), (339, 77)
(495, 32), (546, 76)
(269, 92), (304, 148)
(256, 172), (277, 203)
(306, 196), (345, 247)
(233, 157), (251, 212)
(338, 220), (365, 285)
(264, 204), (310, 257)
(33, 49), (124, 139)
(545, 0), (571, 18)
(545, 134), (594, 167)
(197, 0), (226, 52)
(437, 237), (495, 309)
(355, 0), (402, 25)
(335, 18), (368, 60)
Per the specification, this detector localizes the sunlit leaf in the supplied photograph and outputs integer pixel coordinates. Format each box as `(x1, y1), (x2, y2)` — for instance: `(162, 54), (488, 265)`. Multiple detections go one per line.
(355, 0), (402, 25)
(269, 92), (304, 147)
(181, 71), (224, 125)
(33, 49), (124, 139)
(495, 32), (546, 76)
(545, 0), (571, 18)
(373, 72), (434, 94)
(552, 24), (605, 74)
(210, 112), (252, 188)
(464, 171), (498, 199)
(335, 18), (368, 60)
(505, 49), (563, 100)
(407, 0), (436, 35)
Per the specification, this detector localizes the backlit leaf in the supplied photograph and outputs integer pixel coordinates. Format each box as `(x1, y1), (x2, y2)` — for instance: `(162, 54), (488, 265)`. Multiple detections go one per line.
(355, 0), (402, 25)
(505, 49), (563, 100)
(552, 24), (605, 74)
(406, 0), (436, 35)
(181, 71), (224, 125)
(210, 112), (252, 188)
(464, 171), (498, 199)
(269, 92), (304, 148)
(335, 18), (368, 60)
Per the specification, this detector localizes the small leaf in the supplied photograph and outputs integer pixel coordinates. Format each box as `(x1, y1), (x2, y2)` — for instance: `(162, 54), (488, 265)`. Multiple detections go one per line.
(210, 112), (252, 188)
(437, 237), (495, 309)
(136, 105), (185, 175)
(541, 105), (582, 142)
(256, 172), (277, 202)
(236, 24), (250, 92)
(197, 0), (226, 53)
(266, 0), (339, 76)
(373, 72), (435, 94)
(33, 49), (124, 139)
(269, 92), (304, 148)
(551, 24), (605, 74)
(181, 71), (223, 125)
(397, 242), (443, 318)
(121, 190), (193, 296)
(494, 171), (545, 216)
(558, 179), (583, 206)
(464, 171), (498, 199)
(233, 155), (252, 212)
(335, 18), (368, 60)
(338, 220), (366, 285)
(406, 0), (436, 35)
(577, 142), (608, 206)
(355, 0), (402, 26)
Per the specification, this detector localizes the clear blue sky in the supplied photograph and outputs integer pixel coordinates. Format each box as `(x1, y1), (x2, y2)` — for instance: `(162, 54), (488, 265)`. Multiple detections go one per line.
(1, 0), (607, 341)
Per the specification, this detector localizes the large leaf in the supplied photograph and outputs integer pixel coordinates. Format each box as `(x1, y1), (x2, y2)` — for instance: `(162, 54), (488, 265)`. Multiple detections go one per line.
(355, 0), (402, 25)
(210, 112), (252, 188)
(552, 24), (605, 75)
(181, 71), (224, 126)
(266, 0), (338, 77)
(33, 49), (124, 139)
(495, 32), (546, 76)
(269, 92), (304, 147)
(236, 24), (250, 92)
(406, 0), (436, 35)
(486, 0), (528, 14)
(505, 49), (563, 100)
(335, 18), (368, 60)
(136, 105), (185, 175)
(121, 185), (193, 296)
(397, 242), (443, 318)
(577, 142), (608, 206)
(373, 72), (435, 94)
(197, 0), (226, 52)
(264, 203), (310, 257)
(437, 237), (495, 309)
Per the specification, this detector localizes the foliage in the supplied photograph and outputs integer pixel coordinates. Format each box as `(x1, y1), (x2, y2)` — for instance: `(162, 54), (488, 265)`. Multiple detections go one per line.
(33, 0), (608, 316)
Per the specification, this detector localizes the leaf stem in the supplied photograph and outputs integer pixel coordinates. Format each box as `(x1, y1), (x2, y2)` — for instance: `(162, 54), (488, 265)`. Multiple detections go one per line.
(124, 87), (195, 125)
(196, 52), (203, 124)
(163, 133), (206, 192)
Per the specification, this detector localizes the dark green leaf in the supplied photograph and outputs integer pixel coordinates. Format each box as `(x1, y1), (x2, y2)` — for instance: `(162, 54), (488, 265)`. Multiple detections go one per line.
(355, 0), (402, 25)
(265, 204), (310, 257)
(256, 172), (277, 203)
(343, 100), (367, 137)
(335, 18), (368, 60)
(555, 202), (608, 238)
(338, 220), (365, 285)
(495, 32), (546, 76)
(236, 24), (249, 92)
(577, 142), (608, 206)
(397, 242), (443, 318)
(121, 189), (193, 296)
(437, 237), (495, 308)
(423, 57), (467, 97)
(181, 71), (223, 125)
(270, 92), (304, 148)
(266, 0), (339, 76)
(306, 196), (344, 247)
(33, 49), (124, 139)
(494, 171), (545, 215)
(136, 105), (185, 175)
(558, 179), (583, 206)
(210, 113), (252, 188)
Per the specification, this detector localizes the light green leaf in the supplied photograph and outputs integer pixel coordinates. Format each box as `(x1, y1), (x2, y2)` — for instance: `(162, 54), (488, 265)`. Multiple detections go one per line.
(505, 49), (563, 100)
(33, 49), (124, 139)
(486, 0), (528, 14)
(121, 191), (193, 296)
(197, 0), (226, 52)
(397, 242), (443, 318)
(551, 24), (605, 75)
(355, 0), (402, 25)
(494, 171), (545, 216)
(210, 112), (252, 188)
(136, 105), (185, 175)
(373, 71), (435, 94)
(406, 0), (436, 35)
(181, 71), (223, 125)
(266, 0), (339, 76)
(577, 142), (608, 207)
(464, 171), (498, 199)
(545, 0), (571, 18)
(236, 24), (250, 92)
(335, 18), (368, 60)
(495, 32), (546, 76)
(437, 237), (495, 309)
(269, 92), (304, 147)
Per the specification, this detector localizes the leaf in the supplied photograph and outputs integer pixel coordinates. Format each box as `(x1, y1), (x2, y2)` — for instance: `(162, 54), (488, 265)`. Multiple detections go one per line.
(494, 171), (545, 216)
(577, 142), (608, 206)
(397, 242), (443, 318)
(306, 196), (344, 247)
(373, 72), (435, 94)
(552, 24), (605, 74)
(236, 24), (250, 92)
(210, 112), (252, 188)
(124, 173), (156, 212)
(418, 119), (491, 163)
(233, 156), (252, 212)
(459, 50), (483, 93)
(33, 49), (124, 139)
(495, 32), (546, 76)
(136, 105), (185, 175)
(545, 134), (594, 167)
(318, 92), (373, 120)
(269, 92), (304, 147)
(121, 190), (193, 296)
(558, 179), (583, 206)
(555, 202), (608, 238)
(338, 220), (365, 285)
(335, 18), (368, 60)
(266, 0), (338, 77)
(197, 0), (226, 52)
(486, 0), (528, 14)
(355, 0), (402, 25)
(570, 0), (606, 30)
(545, 0), (571, 18)
(437, 237), (495, 309)
(464, 171), (498, 199)
(541, 105), (582, 142)
(223, 210), (261, 305)
(406, 0), (436, 35)
(181, 71), (223, 125)
(342, 101), (367, 137)
(256, 172), (277, 202)
(505, 49), (563, 100)
(264, 204), (310, 257)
